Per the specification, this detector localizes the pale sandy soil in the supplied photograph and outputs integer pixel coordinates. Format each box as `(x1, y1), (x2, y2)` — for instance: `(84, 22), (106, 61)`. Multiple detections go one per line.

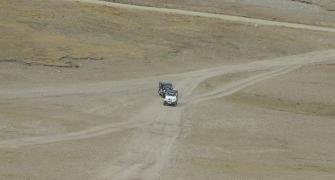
(166, 63), (335, 180)
(226, 63), (335, 117)
(1, 0), (335, 180)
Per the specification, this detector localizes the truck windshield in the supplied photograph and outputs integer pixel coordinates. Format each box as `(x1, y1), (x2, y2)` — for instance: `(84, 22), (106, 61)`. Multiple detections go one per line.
(166, 92), (176, 96)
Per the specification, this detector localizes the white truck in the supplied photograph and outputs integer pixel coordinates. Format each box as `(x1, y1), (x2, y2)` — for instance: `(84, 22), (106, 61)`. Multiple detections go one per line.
(163, 89), (178, 106)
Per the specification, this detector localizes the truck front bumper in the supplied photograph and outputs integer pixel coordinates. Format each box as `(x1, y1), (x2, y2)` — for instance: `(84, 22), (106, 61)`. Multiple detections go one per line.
(164, 101), (177, 106)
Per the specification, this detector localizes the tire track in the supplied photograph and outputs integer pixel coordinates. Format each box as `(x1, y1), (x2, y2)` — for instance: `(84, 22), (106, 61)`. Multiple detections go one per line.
(1, 50), (335, 180)
(1, 50), (335, 148)
(71, 0), (335, 33)
(0, 100), (160, 148)
(191, 65), (301, 104)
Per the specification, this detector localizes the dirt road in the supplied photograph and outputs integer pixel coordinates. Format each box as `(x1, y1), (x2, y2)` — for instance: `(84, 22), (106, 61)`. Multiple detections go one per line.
(71, 0), (335, 33)
(1, 49), (335, 179)
(1, 0), (335, 179)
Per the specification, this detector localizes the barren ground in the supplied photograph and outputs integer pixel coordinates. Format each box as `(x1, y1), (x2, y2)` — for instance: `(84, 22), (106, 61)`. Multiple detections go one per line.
(1, 0), (335, 179)
(107, 0), (335, 27)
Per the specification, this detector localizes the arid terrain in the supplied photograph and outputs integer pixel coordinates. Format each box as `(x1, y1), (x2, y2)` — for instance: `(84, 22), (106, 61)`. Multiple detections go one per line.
(0, 0), (335, 179)
(107, 0), (335, 27)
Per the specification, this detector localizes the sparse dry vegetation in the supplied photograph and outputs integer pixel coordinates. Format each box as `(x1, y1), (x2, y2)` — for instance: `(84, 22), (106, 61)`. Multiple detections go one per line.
(1, 0), (335, 179)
